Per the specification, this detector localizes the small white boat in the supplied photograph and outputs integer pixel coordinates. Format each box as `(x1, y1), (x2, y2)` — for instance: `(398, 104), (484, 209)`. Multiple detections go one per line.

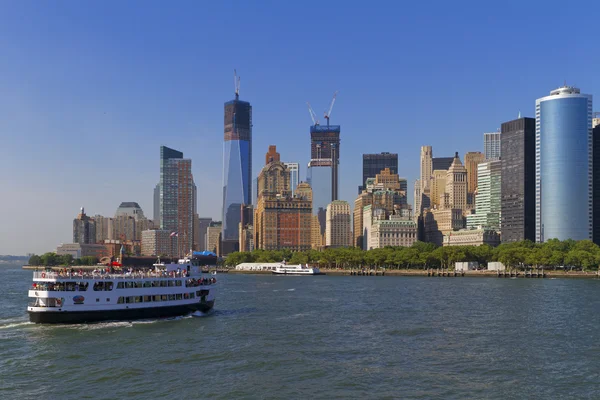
(272, 264), (322, 275)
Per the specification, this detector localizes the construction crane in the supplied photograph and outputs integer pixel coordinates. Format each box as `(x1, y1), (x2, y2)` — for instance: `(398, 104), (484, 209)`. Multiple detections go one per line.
(307, 102), (319, 126)
(323, 91), (339, 127)
(234, 69), (241, 99)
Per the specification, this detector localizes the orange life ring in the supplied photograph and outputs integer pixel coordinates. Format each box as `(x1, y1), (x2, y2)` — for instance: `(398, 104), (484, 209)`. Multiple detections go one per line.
(41, 273), (46, 278)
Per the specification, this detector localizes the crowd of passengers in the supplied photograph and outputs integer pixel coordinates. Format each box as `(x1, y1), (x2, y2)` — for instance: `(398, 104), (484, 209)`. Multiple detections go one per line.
(48, 267), (194, 279)
(32, 276), (216, 291)
(32, 281), (88, 292)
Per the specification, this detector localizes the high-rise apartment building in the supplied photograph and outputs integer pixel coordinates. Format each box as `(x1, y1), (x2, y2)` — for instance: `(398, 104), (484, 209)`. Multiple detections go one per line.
(484, 132), (501, 160)
(141, 229), (171, 256)
(466, 160), (502, 230)
(445, 153), (468, 210)
(325, 200), (352, 248)
(73, 207), (96, 244)
(284, 162), (300, 196)
(464, 151), (485, 206)
(222, 86), (252, 254)
(360, 152), (398, 192)
(159, 146), (195, 256)
(593, 121), (600, 245)
(501, 117), (536, 243)
(536, 86), (592, 242)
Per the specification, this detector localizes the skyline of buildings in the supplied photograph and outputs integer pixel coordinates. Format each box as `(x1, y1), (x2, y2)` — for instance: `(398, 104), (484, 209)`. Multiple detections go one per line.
(50, 82), (600, 257)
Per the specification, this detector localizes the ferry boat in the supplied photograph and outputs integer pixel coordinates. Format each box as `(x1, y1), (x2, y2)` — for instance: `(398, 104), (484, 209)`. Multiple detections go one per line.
(272, 264), (322, 275)
(26, 253), (217, 324)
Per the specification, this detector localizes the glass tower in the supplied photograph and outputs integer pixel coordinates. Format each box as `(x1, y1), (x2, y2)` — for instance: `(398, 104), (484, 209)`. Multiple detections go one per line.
(222, 95), (252, 250)
(483, 132), (501, 161)
(284, 162), (300, 196)
(536, 86), (592, 242)
(360, 152), (398, 193)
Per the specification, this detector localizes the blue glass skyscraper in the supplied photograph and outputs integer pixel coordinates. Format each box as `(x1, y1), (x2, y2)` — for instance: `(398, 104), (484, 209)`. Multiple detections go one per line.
(535, 86), (592, 242)
(222, 90), (252, 253)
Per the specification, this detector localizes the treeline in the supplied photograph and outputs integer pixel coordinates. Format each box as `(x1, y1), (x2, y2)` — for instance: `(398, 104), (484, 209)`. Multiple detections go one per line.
(224, 239), (600, 271)
(28, 253), (99, 267)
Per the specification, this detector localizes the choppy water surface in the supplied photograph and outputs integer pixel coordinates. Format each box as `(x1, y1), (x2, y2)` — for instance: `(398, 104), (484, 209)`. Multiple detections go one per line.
(2, 265), (600, 399)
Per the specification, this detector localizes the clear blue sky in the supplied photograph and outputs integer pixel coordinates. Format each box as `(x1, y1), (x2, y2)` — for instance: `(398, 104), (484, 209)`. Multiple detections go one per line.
(1, 1), (598, 255)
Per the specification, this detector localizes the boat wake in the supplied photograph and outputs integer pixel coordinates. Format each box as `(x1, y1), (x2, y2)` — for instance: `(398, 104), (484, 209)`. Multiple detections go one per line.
(0, 321), (33, 330)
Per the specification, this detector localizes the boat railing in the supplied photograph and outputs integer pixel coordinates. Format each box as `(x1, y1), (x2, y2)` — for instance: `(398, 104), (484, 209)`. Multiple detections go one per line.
(32, 270), (192, 281)
(28, 301), (60, 308)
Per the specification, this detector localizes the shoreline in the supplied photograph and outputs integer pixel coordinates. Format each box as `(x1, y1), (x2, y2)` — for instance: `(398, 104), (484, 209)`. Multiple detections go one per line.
(228, 269), (600, 279)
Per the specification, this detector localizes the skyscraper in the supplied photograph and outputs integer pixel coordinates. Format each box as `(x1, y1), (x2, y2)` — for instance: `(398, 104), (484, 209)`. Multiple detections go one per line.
(536, 85), (592, 242)
(222, 80), (252, 254)
(153, 184), (160, 223)
(73, 207), (96, 244)
(594, 122), (600, 245)
(464, 151), (485, 206)
(360, 152), (398, 193)
(501, 117), (536, 243)
(284, 162), (300, 196)
(420, 146), (432, 190)
(445, 152), (467, 211)
(326, 200), (352, 248)
(159, 145), (195, 256)
(484, 132), (501, 161)
(466, 160), (501, 230)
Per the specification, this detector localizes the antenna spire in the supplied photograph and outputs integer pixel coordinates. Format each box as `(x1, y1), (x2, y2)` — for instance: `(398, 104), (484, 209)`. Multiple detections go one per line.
(234, 69), (240, 99)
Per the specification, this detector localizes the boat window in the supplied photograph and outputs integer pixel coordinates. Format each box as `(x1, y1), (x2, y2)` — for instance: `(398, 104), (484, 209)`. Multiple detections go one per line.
(161, 295), (168, 301)
(117, 282), (124, 289)
(168, 294), (175, 301)
(176, 294), (182, 300)
(153, 281), (160, 287)
(168, 281), (174, 287)
(135, 296), (142, 303)
(200, 290), (209, 296)
(176, 280), (182, 287)
(153, 295), (161, 302)
(143, 295), (152, 302)
(126, 282), (133, 289)
(183, 293), (189, 299)
(135, 282), (143, 288)
(143, 281), (152, 288)
(160, 281), (167, 287)
(125, 297), (132, 303)
(117, 297), (124, 304)
(190, 292), (195, 299)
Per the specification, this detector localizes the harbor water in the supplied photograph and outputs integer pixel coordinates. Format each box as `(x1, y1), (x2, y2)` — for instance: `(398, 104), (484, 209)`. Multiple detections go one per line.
(2, 265), (600, 399)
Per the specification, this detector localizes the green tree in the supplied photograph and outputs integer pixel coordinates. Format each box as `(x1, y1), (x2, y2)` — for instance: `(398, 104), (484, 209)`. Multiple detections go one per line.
(28, 254), (41, 266)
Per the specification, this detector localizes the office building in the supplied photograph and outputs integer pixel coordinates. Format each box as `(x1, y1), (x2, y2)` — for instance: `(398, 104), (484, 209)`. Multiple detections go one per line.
(194, 217), (212, 251)
(484, 131), (501, 160)
(466, 160), (502, 230)
(158, 146), (195, 256)
(115, 202), (145, 220)
(284, 162), (300, 196)
(365, 213), (417, 249)
(360, 152), (398, 192)
(353, 191), (373, 248)
(443, 228), (500, 247)
(255, 148), (312, 251)
(593, 123), (600, 245)
(536, 86), (592, 242)
(430, 169), (447, 207)
(57, 243), (107, 259)
(420, 146), (432, 190)
(325, 200), (352, 248)
(93, 215), (113, 243)
(239, 204), (254, 252)
(73, 207), (96, 244)
(206, 222), (222, 254)
(432, 157), (454, 171)
(423, 207), (464, 246)
(445, 152), (468, 211)
(222, 85), (252, 254)
(153, 184), (160, 223)
(501, 117), (536, 243)
(464, 151), (485, 206)
(141, 229), (171, 256)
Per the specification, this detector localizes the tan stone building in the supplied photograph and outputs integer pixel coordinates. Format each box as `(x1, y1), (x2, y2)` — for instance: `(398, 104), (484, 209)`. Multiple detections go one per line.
(424, 207), (464, 246)
(445, 152), (468, 211)
(326, 200), (352, 248)
(206, 222), (222, 254)
(430, 169), (447, 207)
(442, 228), (501, 247)
(254, 147), (312, 251)
(368, 214), (418, 249)
(464, 151), (485, 206)
(141, 229), (171, 256)
(353, 192), (373, 248)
